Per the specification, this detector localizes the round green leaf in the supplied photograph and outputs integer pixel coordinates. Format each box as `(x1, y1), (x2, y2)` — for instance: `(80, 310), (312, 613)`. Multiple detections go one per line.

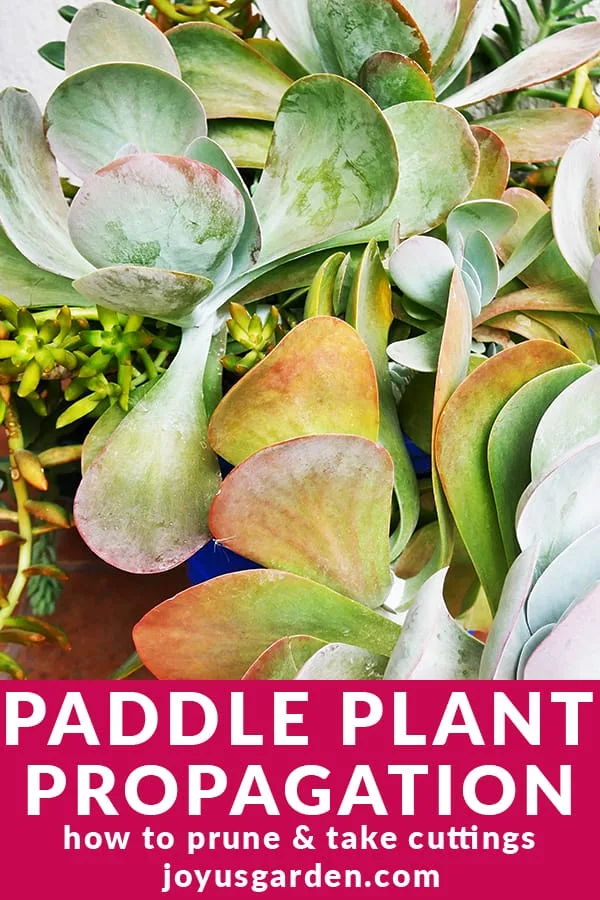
(167, 22), (291, 121)
(389, 236), (454, 314)
(359, 52), (435, 107)
(133, 569), (401, 679)
(253, 75), (398, 262)
(45, 62), (207, 179)
(308, 0), (431, 81)
(65, 1), (180, 76)
(68, 154), (245, 282)
(0, 228), (87, 308)
(388, 327), (443, 373)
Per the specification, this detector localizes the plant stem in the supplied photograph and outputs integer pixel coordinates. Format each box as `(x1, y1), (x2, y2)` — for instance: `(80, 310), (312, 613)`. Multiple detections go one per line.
(567, 65), (589, 107)
(0, 402), (33, 625)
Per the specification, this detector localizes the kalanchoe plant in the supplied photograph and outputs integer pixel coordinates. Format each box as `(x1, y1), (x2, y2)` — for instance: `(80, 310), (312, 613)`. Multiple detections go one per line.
(3, 0), (600, 679)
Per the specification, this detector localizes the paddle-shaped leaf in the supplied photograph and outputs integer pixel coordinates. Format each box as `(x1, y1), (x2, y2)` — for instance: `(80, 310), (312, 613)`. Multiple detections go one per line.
(209, 316), (378, 465)
(0, 88), (90, 279)
(527, 526), (600, 635)
(133, 569), (401, 679)
(436, 341), (578, 610)
(74, 324), (221, 574)
(73, 267), (213, 325)
(45, 63), (207, 179)
(359, 52), (434, 107)
(517, 439), (600, 573)
(185, 137), (261, 274)
(167, 23), (291, 121)
(530, 366), (600, 482)
(68, 154), (245, 284)
(468, 127), (510, 201)
(252, 75), (398, 262)
(209, 434), (394, 608)
(65, 1), (180, 76)
(488, 365), (588, 564)
(308, 0), (431, 81)
(523, 586), (600, 680)
(346, 242), (419, 558)
(0, 229), (87, 307)
(479, 545), (537, 680)
(296, 643), (388, 679)
(334, 102), (479, 244)
(242, 635), (326, 679)
(552, 129), (600, 283)
(447, 200), (517, 254)
(479, 108), (593, 164)
(254, 0), (325, 74)
(385, 569), (483, 679)
(445, 22), (600, 108)
(389, 236), (454, 315)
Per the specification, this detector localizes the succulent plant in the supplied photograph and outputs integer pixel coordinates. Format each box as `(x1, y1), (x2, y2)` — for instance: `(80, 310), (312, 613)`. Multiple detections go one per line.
(3, 0), (600, 679)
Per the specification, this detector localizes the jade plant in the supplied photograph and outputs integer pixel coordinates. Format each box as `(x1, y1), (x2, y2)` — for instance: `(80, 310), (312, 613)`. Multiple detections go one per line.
(2, 0), (600, 679)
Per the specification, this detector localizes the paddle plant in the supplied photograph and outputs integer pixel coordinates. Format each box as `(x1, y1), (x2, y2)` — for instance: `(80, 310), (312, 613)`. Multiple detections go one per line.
(2, 0), (600, 678)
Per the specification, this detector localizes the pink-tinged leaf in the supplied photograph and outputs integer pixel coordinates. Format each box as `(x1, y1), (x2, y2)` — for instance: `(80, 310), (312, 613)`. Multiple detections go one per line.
(385, 568), (483, 679)
(74, 324), (221, 574)
(209, 316), (379, 465)
(0, 88), (91, 279)
(445, 22), (600, 108)
(167, 22), (291, 121)
(65, 1), (180, 75)
(401, 0), (459, 65)
(435, 341), (579, 611)
(242, 635), (326, 679)
(45, 63), (207, 180)
(74, 266), (213, 325)
(553, 129), (600, 282)
(468, 126), (510, 201)
(133, 569), (401, 679)
(479, 545), (537, 680)
(523, 585), (600, 680)
(296, 643), (388, 679)
(359, 52), (435, 107)
(253, 75), (398, 262)
(479, 108), (593, 164)
(308, 0), (431, 80)
(68, 154), (245, 284)
(210, 435), (394, 608)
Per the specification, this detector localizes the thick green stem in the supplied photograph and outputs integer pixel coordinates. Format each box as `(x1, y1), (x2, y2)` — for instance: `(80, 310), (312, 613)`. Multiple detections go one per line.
(1, 402), (33, 624)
